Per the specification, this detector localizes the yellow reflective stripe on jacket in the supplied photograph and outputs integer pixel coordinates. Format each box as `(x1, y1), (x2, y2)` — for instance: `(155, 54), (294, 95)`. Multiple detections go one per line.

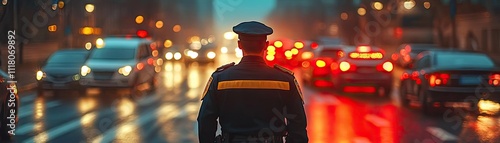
(217, 80), (290, 90)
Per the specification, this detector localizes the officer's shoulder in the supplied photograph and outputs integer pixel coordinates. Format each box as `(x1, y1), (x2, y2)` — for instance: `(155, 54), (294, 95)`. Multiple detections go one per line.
(273, 64), (294, 76)
(215, 62), (235, 73)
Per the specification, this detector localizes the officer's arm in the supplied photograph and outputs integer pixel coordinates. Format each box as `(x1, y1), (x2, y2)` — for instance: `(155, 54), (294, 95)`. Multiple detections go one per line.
(197, 75), (219, 143)
(285, 78), (309, 143)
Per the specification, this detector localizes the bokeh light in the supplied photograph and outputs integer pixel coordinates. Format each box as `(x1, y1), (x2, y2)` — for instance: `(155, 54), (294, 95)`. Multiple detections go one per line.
(173, 25), (182, 32)
(357, 7), (366, 16)
(135, 15), (144, 24)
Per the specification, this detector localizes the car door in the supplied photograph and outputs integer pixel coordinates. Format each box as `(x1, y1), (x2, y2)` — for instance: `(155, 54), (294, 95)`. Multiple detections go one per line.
(136, 43), (151, 84)
(139, 43), (156, 83)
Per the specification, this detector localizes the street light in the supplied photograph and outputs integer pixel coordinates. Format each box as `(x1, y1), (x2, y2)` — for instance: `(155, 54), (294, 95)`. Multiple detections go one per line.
(357, 7), (366, 16)
(340, 12), (348, 20)
(58, 1), (65, 9)
(135, 15), (144, 24)
(173, 24), (181, 32)
(372, 2), (383, 11)
(404, 0), (416, 10)
(85, 4), (95, 13)
(423, 1), (431, 9)
(155, 21), (163, 29)
(164, 40), (173, 48)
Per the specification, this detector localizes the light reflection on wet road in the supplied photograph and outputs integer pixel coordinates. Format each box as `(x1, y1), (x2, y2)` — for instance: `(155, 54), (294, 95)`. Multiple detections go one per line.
(9, 54), (500, 143)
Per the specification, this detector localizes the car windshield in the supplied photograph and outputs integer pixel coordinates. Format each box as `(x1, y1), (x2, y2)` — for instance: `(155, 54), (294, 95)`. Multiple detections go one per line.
(436, 53), (495, 68)
(90, 48), (135, 60)
(0, 70), (8, 79)
(47, 53), (87, 64)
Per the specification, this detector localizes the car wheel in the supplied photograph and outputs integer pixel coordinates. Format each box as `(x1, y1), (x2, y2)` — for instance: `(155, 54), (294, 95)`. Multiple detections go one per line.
(419, 89), (434, 115)
(129, 77), (140, 99)
(400, 82), (410, 107)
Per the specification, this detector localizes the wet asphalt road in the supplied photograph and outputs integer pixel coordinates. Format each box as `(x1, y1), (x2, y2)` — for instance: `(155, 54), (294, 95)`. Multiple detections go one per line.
(8, 54), (500, 143)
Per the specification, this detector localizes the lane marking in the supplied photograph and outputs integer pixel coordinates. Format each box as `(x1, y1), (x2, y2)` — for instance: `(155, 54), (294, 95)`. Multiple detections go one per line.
(364, 114), (390, 127)
(353, 137), (372, 143)
(16, 123), (34, 135)
(19, 101), (62, 119)
(22, 110), (110, 143)
(426, 127), (458, 141)
(92, 104), (184, 143)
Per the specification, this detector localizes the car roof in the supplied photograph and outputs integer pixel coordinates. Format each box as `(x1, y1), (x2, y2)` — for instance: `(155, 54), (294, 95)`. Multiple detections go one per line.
(54, 49), (89, 54)
(102, 37), (150, 49)
(418, 50), (487, 58)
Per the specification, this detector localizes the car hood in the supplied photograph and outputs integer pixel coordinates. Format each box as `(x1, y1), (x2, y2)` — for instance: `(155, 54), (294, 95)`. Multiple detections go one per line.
(85, 59), (137, 71)
(43, 64), (82, 77)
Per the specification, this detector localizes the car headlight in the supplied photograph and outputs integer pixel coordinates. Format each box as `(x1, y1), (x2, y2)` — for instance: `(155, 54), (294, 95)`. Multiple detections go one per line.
(165, 52), (173, 60)
(81, 66), (91, 76)
(174, 52), (182, 60)
(36, 70), (45, 81)
(207, 51), (216, 59)
(73, 74), (80, 81)
(190, 51), (199, 59)
(118, 66), (132, 76)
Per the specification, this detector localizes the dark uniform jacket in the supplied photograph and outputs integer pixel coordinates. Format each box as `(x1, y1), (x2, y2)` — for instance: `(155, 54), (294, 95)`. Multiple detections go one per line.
(197, 56), (308, 143)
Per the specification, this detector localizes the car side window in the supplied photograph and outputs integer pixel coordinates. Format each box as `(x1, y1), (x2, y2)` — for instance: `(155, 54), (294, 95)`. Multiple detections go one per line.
(416, 55), (430, 69)
(138, 44), (149, 60)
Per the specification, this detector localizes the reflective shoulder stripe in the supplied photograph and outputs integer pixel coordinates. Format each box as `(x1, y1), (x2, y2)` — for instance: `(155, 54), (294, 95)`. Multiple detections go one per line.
(217, 80), (290, 90)
(201, 77), (213, 100)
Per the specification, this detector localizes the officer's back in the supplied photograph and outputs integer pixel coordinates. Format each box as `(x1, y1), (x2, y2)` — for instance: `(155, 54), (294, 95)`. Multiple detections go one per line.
(217, 56), (296, 134)
(197, 21), (308, 143)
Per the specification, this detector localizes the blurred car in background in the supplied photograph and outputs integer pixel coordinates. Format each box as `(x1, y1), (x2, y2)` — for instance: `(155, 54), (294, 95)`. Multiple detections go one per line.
(80, 37), (157, 94)
(392, 43), (440, 67)
(399, 50), (500, 115)
(332, 45), (394, 97)
(164, 45), (184, 61)
(36, 49), (89, 95)
(0, 69), (18, 140)
(185, 43), (217, 63)
(300, 44), (346, 87)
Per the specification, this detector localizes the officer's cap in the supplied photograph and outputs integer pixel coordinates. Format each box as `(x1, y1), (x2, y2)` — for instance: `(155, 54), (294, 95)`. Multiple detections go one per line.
(233, 21), (273, 41)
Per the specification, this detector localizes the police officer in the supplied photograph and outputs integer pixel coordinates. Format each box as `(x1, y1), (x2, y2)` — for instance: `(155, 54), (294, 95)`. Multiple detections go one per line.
(197, 21), (308, 143)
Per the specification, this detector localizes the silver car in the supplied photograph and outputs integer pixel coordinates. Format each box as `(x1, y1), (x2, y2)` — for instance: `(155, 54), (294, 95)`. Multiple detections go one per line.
(80, 37), (157, 93)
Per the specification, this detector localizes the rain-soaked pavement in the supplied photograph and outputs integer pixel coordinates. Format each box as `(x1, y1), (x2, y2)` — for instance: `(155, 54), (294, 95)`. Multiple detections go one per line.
(9, 53), (500, 143)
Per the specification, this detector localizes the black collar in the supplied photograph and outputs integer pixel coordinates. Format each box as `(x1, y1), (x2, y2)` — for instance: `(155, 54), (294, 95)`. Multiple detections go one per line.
(239, 56), (266, 64)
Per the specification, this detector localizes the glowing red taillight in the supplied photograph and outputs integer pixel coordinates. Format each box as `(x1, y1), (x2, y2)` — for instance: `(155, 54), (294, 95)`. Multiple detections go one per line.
(429, 73), (450, 87)
(489, 74), (500, 86)
(401, 73), (410, 80)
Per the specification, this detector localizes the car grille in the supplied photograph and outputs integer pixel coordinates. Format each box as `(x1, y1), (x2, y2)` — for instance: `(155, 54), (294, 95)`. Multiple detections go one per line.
(93, 71), (115, 80)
